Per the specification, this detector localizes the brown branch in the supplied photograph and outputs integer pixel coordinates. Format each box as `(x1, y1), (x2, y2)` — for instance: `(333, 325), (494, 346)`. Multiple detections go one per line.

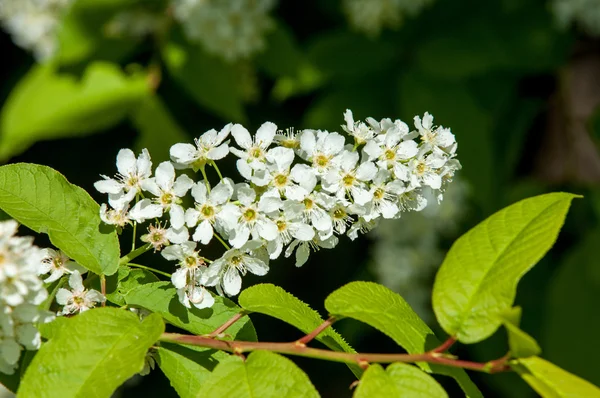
(160, 333), (511, 374)
(430, 336), (457, 353)
(296, 316), (336, 346)
(208, 312), (247, 338)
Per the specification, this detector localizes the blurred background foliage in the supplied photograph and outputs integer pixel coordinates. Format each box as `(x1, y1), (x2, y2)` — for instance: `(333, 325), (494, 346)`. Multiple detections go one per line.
(1, 0), (599, 396)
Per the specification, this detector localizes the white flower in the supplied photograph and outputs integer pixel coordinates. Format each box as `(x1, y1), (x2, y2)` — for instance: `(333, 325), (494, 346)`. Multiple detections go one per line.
(185, 178), (235, 244)
(141, 223), (172, 251)
(342, 109), (375, 145)
(414, 113), (456, 154)
(299, 129), (346, 175)
(128, 199), (163, 224)
(285, 234), (339, 267)
(230, 122), (278, 176)
(267, 212), (314, 259)
(408, 151), (447, 190)
(140, 161), (194, 228)
(173, 0), (276, 61)
(252, 146), (316, 200)
(283, 194), (334, 236)
(99, 203), (131, 228)
(202, 241), (269, 296)
(274, 127), (301, 149)
(221, 184), (278, 248)
(38, 249), (86, 283)
(363, 129), (418, 181)
(322, 151), (378, 205)
(94, 148), (153, 209)
(56, 271), (105, 315)
(170, 124), (232, 170)
(359, 170), (402, 220)
(162, 242), (214, 309)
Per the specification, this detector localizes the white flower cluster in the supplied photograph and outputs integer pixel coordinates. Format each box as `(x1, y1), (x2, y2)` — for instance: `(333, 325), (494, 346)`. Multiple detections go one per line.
(172, 0), (276, 61)
(0, 0), (73, 61)
(95, 110), (460, 310)
(0, 220), (54, 374)
(342, 0), (433, 37)
(552, 0), (600, 36)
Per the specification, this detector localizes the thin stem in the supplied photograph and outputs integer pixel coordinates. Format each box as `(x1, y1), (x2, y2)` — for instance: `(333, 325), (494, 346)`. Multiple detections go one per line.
(200, 166), (211, 193)
(296, 316), (336, 345)
(210, 160), (224, 182)
(430, 336), (457, 353)
(119, 244), (153, 265)
(100, 275), (106, 307)
(208, 312), (247, 337)
(131, 222), (137, 251)
(213, 233), (231, 250)
(128, 263), (172, 278)
(159, 333), (511, 374)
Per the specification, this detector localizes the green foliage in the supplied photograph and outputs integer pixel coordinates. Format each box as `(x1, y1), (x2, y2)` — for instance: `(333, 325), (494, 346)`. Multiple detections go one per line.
(238, 284), (362, 377)
(198, 351), (319, 398)
(432, 192), (579, 343)
(156, 343), (230, 398)
(0, 163), (120, 275)
(102, 266), (160, 306)
(543, 228), (600, 386)
(354, 363), (448, 398)
(324, 281), (482, 397)
(19, 308), (164, 398)
(131, 95), (189, 164)
(499, 307), (541, 359)
(162, 38), (246, 123)
(0, 62), (148, 161)
(125, 281), (256, 341)
(512, 356), (600, 397)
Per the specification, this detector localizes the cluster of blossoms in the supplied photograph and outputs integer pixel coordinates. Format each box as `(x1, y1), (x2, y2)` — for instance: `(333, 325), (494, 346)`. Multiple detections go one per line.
(95, 110), (460, 311)
(0, 0), (74, 60)
(552, 0), (600, 36)
(0, 220), (105, 374)
(342, 0), (433, 37)
(172, 0), (276, 61)
(370, 179), (468, 322)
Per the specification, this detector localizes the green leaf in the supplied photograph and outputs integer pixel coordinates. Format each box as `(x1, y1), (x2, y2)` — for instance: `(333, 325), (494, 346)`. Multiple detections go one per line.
(162, 38), (246, 122)
(19, 308), (164, 398)
(238, 284), (361, 377)
(0, 62), (148, 161)
(198, 351), (319, 398)
(354, 363), (448, 398)
(125, 281), (256, 341)
(96, 266), (159, 306)
(0, 163), (120, 275)
(543, 228), (600, 386)
(498, 307), (541, 359)
(131, 95), (189, 164)
(324, 282), (482, 398)
(432, 192), (579, 343)
(156, 343), (230, 398)
(512, 356), (600, 397)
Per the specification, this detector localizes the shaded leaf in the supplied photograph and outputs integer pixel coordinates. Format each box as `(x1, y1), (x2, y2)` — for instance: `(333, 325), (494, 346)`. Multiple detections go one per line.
(156, 343), (230, 398)
(19, 308), (164, 398)
(125, 281), (256, 341)
(198, 351), (319, 398)
(354, 363), (447, 398)
(0, 62), (148, 161)
(0, 163), (120, 275)
(432, 193), (578, 343)
(512, 356), (600, 397)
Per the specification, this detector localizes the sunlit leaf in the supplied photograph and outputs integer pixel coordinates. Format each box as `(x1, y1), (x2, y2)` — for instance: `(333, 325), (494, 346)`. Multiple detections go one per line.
(354, 363), (447, 398)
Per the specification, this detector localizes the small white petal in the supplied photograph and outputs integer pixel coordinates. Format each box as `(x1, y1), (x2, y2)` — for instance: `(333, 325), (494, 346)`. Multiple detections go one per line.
(193, 220), (214, 245)
(256, 122), (277, 147)
(231, 124), (252, 149)
(223, 266), (242, 296)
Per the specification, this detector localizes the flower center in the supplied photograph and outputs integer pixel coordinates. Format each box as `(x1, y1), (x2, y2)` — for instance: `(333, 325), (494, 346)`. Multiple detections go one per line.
(231, 255), (243, 267)
(374, 188), (385, 200)
(274, 173), (288, 187)
(200, 204), (215, 218)
(342, 174), (355, 187)
(384, 149), (396, 161)
(314, 154), (330, 168)
(161, 192), (174, 205)
(243, 208), (257, 222)
(303, 198), (314, 210)
(333, 208), (346, 219)
(276, 220), (287, 232)
(249, 147), (263, 159)
(416, 162), (427, 175)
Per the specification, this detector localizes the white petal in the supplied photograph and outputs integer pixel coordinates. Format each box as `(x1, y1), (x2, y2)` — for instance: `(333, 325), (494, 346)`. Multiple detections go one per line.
(266, 147), (294, 171)
(191, 288), (215, 309)
(291, 223), (315, 241)
(136, 149), (153, 178)
(207, 144), (229, 160)
(236, 184), (256, 205)
(1, 340), (22, 365)
(161, 244), (184, 261)
(284, 185), (308, 201)
(140, 179), (161, 197)
(116, 149), (136, 175)
(352, 187), (373, 205)
(223, 266), (242, 296)
(324, 132), (345, 155)
(166, 226), (189, 243)
(290, 164), (317, 192)
(173, 174), (194, 197)
(171, 268), (188, 289)
(267, 239), (283, 259)
(236, 159), (253, 180)
(169, 205), (185, 229)
(210, 178), (234, 204)
(380, 201), (399, 219)
(343, 109), (354, 131)
(68, 271), (84, 292)
(231, 124), (252, 149)
(193, 220), (214, 245)
(397, 140), (418, 159)
(256, 122), (277, 147)
(356, 162), (377, 181)
(230, 227), (250, 248)
(244, 256), (269, 276)
(170, 143), (197, 164)
(55, 289), (72, 305)
(363, 140), (382, 161)
(216, 123), (232, 143)
(300, 130), (316, 154)
(94, 178), (122, 194)
(295, 244), (310, 267)
(423, 173), (442, 190)
(258, 220), (278, 241)
(191, 182), (208, 204)
(155, 162), (175, 191)
(129, 199), (163, 223)
(258, 196), (282, 213)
